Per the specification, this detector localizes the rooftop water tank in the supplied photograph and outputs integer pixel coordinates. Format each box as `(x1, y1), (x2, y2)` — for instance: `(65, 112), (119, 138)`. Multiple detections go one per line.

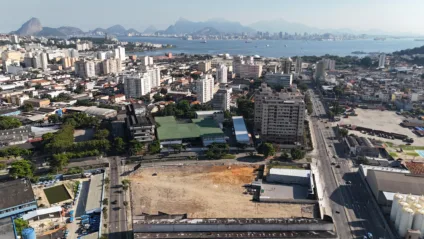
(398, 207), (414, 237)
(22, 227), (36, 239)
(396, 202), (410, 229)
(391, 194), (404, 222)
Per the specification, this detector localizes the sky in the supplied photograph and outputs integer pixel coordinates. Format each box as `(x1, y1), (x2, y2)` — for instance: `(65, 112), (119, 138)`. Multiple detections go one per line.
(2, 0), (424, 34)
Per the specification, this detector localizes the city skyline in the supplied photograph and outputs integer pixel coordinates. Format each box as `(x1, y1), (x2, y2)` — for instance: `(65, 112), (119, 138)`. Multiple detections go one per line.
(2, 0), (424, 35)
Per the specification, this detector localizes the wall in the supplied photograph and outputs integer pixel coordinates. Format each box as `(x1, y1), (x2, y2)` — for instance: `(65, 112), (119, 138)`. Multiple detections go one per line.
(133, 222), (334, 233)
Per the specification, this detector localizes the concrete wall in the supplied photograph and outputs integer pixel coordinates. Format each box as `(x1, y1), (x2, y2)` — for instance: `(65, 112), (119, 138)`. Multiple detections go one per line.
(133, 222), (334, 233)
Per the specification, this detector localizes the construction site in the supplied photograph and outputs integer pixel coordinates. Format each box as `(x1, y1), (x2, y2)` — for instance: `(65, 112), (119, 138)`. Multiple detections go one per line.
(130, 164), (313, 219)
(129, 164), (335, 238)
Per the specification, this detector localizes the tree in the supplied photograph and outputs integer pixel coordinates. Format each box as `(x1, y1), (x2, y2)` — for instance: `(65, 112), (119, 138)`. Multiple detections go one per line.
(224, 110), (232, 120)
(48, 114), (60, 123)
(236, 97), (254, 119)
(21, 103), (34, 112)
(0, 116), (22, 130)
(122, 179), (131, 186)
(129, 140), (144, 155)
(171, 144), (182, 153)
(114, 137), (126, 154)
(148, 140), (161, 154)
(122, 184), (129, 192)
(94, 129), (110, 140)
(123, 201), (128, 207)
(104, 177), (110, 185)
(102, 198), (108, 205)
(9, 160), (33, 178)
(339, 128), (349, 138)
(290, 148), (305, 160)
(34, 84), (43, 90)
(74, 84), (85, 94)
(153, 93), (164, 102)
(160, 88), (168, 95)
(258, 143), (275, 158)
(14, 218), (29, 236)
(360, 57), (372, 67)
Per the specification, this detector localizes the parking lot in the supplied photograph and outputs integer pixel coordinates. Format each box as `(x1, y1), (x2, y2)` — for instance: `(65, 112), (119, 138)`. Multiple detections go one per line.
(336, 109), (424, 146)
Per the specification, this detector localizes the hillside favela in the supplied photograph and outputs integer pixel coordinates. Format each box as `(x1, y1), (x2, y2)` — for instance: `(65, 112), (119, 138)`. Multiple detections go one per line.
(2, 1), (424, 239)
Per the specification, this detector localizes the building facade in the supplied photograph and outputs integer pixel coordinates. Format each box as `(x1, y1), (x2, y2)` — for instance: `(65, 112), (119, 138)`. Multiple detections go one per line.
(264, 73), (293, 88)
(254, 83), (305, 145)
(211, 86), (232, 110)
(198, 61), (212, 73)
(196, 74), (214, 103)
(217, 64), (228, 83)
(124, 73), (151, 98)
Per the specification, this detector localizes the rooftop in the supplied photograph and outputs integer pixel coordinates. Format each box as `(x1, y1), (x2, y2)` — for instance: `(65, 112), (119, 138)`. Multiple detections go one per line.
(232, 116), (250, 143)
(0, 179), (35, 210)
(133, 217), (324, 225)
(155, 116), (224, 141)
(367, 169), (424, 195)
(269, 168), (311, 178)
(85, 174), (103, 214)
(405, 161), (424, 175)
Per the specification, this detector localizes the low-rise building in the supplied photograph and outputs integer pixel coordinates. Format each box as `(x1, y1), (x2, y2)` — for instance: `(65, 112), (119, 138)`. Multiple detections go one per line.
(24, 98), (51, 108)
(0, 179), (37, 219)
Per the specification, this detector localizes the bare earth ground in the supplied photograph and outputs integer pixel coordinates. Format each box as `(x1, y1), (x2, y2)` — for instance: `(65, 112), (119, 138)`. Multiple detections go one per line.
(130, 165), (313, 218)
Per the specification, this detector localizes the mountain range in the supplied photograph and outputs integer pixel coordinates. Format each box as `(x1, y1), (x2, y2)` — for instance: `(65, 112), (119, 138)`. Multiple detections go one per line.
(11, 18), (141, 37)
(10, 17), (415, 37)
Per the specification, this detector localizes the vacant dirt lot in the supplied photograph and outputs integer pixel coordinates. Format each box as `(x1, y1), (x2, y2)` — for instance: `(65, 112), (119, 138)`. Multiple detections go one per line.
(130, 165), (313, 218)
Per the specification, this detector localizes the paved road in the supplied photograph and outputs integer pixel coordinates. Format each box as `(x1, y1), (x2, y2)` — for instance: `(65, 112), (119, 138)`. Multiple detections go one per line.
(309, 89), (392, 239)
(108, 157), (127, 239)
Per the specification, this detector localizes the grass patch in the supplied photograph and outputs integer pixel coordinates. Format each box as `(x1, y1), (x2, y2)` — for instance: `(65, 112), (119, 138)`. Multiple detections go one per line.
(389, 152), (398, 157)
(406, 152), (420, 157)
(385, 142), (394, 147)
(44, 185), (72, 204)
(400, 145), (424, 150)
(221, 154), (236, 159)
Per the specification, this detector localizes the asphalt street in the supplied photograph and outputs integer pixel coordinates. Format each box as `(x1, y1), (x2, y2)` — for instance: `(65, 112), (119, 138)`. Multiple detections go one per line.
(309, 89), (393, 239)
(108, 157), (128, 239)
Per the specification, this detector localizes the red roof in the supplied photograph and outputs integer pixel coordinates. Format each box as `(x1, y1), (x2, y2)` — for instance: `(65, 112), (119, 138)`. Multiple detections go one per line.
(405, 161), (424, 175)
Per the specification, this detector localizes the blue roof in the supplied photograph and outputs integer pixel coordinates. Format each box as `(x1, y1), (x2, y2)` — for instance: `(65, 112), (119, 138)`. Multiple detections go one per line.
(232, 116), (250, 143)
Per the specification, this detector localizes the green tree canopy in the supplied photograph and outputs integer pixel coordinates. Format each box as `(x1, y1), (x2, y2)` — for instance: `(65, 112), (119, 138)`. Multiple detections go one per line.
(9, 160), (33, 178)
(290, 148), (305, 160)
(0, 116), (22, 130)
(259, 143), (275, 158)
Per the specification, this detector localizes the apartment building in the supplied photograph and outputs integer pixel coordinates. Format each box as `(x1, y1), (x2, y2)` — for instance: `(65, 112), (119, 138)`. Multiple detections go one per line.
(254, 83), (305, 145)
(102, 58), (122, 75)
(217, 64), (228, 83)
(211, 86), (232, 110)
(124, 73), (151, 98)
(198, 61), (212, 73)
(264, 73), (293, 88)
(196, 74), (214, 103)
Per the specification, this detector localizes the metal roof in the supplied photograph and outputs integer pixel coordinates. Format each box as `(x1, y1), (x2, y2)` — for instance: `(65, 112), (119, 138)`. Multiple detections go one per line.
(0, 179), (35, 210)
(22, 206), (62, 220)
(232, 116), (250, 143)
(269, 168), (311, 178)
(359, 164), (410, 177)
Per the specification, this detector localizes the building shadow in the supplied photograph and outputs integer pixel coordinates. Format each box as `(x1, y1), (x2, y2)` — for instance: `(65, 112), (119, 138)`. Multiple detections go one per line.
(236, 156), (265, 163)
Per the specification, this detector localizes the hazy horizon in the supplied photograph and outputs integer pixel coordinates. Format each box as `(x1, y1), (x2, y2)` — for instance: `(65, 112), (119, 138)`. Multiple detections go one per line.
(3, 0), (424, 35)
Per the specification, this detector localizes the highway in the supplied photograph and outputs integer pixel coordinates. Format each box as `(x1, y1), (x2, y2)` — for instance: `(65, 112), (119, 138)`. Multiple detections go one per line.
(108, 157), (128, 239)
(309, 89), (393, 239)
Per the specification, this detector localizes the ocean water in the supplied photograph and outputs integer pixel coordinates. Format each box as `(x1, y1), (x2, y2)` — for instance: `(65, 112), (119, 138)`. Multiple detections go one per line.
(118, 36), (424, 58)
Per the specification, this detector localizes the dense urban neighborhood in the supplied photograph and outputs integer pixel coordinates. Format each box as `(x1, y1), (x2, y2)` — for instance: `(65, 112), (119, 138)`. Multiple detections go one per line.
(3, 14), (424, 239)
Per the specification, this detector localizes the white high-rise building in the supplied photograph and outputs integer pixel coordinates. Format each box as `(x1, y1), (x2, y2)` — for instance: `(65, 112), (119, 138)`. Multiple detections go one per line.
(217, 64), (228, 83)
(97, 52), (108, 60)
(69, 49), (79, 58)
(10, 35), (19, 44)
(124, 73), (151, 98)
(40, 52), (48, 70)
(196, 74), (214, 103)
(378, 54), (386, 68)
(75, 59), (96, 78)
(114, 46), (126, 62)
(141, 56), (154, 66)
(146, 66), (161, 88)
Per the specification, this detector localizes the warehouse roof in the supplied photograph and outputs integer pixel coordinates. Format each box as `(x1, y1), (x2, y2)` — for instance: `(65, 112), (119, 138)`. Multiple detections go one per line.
(367, 170), (424, 195)
(0, 179), (35, 210)
(22, 206), (62, 220)
(85, 106), (117, 116)
(232, 116), (250, 143)
(155, 116), (224, 141)
(269, 168), (311, 178)
(85, 174), (104, 214)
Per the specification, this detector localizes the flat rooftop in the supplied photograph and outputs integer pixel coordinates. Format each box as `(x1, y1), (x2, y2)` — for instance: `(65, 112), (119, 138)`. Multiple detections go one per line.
(85, 174), (103, 213)
(0, 217), (14, 239)
(260, 183), (310, 200)
(0, 179), (35, 210)
(133, 217), (323, 225)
